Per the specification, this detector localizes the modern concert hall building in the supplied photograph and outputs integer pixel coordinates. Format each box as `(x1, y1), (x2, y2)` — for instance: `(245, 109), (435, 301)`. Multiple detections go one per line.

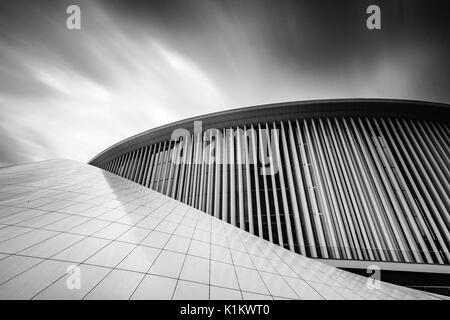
(88, 99), (450, 294)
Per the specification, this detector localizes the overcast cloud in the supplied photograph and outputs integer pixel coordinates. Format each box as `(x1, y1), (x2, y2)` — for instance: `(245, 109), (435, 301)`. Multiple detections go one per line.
(0, 0), (448, 166)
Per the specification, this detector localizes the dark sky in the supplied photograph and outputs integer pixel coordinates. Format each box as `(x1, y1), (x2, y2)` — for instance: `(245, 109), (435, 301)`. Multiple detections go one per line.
(0, 0), (449, 165)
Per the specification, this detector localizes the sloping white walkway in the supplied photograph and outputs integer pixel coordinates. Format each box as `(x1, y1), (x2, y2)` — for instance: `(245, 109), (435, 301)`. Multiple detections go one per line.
(0, 160), (444, 300)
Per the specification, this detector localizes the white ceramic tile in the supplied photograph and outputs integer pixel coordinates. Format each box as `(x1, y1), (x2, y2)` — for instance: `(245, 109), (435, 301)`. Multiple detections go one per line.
(117, 227), (151, 244)
(136, 216), (161, 229)
(283, 277), (324, 300)
(173, 280), (209, 300)
(188, 239), (210, 259)
(141, 230), (170, 249)
(165, 235), (190, 254)
(117, 245), (160, 273)
(84, 269), (143, 300)
(0, 229), (58, 254)
(44, 215), (90, 232)
(242, 291), (273, 300)
(68, 219), (111, 236)
(210, 260), (239, 290)
(33, 264), (111, 300)
(85, 241), (135, 268)
(53, 237), (110, 263)
(93, 223), (130, 240)
(210, 286), (242, 300)
(131, 275), (177, 300)
(0, 255), (43, 284)
(307, 282), (345, 300)
(116, 213), (146, 226)
(148, 250), (185, 278)
(20, 233), (85, 258)
(17, 212), (68, 228)
(98, 209), (128, 222)
(259, 271), (298, 299)
(234, 266), (270, 295)
(0, 225), (33, 242)
(210, 244), (232, 264)
(251, 255), (277, 273)
(154, 221), (178, 234)
(0, 260), (71, 299)
(174, 225), (195, 238)
(230, 250), (254, 268)
(180, 255), (209, 284)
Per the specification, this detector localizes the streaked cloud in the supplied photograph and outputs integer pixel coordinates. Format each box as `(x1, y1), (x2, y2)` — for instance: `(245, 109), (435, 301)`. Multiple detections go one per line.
(0, 0), (448, 166)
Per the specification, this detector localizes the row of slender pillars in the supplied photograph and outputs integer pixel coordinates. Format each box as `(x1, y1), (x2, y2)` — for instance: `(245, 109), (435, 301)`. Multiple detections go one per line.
(99, 117), (450, 265)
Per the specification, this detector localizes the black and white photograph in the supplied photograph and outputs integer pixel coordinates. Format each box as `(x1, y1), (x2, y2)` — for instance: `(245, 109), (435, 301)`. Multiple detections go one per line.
(0, 0), (449, 312)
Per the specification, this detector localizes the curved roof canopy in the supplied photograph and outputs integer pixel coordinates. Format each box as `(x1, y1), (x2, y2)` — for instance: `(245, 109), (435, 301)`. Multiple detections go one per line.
(88, 98), (450, 166)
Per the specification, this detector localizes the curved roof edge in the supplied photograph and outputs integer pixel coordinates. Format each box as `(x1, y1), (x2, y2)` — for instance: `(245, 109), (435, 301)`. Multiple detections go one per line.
(88, 98), (450, 165)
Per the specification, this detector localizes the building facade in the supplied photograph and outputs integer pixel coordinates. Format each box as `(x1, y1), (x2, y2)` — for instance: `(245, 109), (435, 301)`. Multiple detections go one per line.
(89, 99), (450, 268)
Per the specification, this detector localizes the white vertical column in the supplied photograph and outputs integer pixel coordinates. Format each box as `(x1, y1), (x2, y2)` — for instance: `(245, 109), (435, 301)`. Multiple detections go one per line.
(265, 122), (284, 247)
(113, 157), (120, 174)
(128, 150), (138, 180)
(138, 146), (149, 185)
(372, 118), (432, 263)
(236, 127), (245, 230)
(356, 118), (411, 262)
(124, 152), (134, 179)
(165, 141), (178, 196)
(206, 131), (215, 215)
(117, 155), (126, 176)
(175, 135), (190, 200)
(135, 149), (143, 181)
(365, 118), (423, 262)
(425, 122), (450, 168)
(409, 120), (450, 199)
(432, 122), (450, 159)
(417, 121), (450, 182)
(290, 120), (316, 257)
(198, 133), (207, 211)
(438, 122), (450, 145)
(222, 128), (229, 222)
(214, 131), (222, 218)
(190, 133), (201, 207)
(394, 119), (450, 255)
(280, 121), (305, 255)
(131, 149), (139, 181)
(311, 119), (351, 259)
(160, 142), (173, 194)
(383, 118), (449, 263)
(273, 122), (294, 250)
(305, 119), (340, 259)
(153, 141), (166, 190)
(146, 144), (158, 188)
(110, 158), (117, 174)
(143, 146), (152, 184)
(349, 118), (402, 261)
(229, 128), (237, 227)
(323, 119), (363, 260)
(401, 119), (450, 224)
(258, 123), (273, 243)
(251, 125), (263, 238)
(335, 119), (380, 261)
(121, 154), (128, 177)
(344, 118), (396, 261)
(182, 134), (194, 203)
(244, 125), (254, 234)
(298, 120), (328, 258)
